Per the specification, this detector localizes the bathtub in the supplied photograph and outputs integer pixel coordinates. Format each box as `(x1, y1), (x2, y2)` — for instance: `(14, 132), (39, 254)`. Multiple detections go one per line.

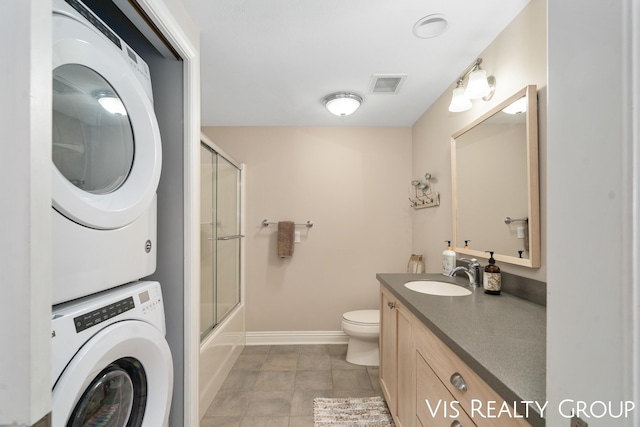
(199, 302), (245, 419)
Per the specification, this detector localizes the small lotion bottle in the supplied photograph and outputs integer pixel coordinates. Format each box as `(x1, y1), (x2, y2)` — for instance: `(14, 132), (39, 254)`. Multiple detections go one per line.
(483, 251), (501, 294)
(442, 240), (456, 276)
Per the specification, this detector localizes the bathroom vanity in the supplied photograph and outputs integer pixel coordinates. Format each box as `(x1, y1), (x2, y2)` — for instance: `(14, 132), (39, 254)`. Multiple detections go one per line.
(378, 273), (545, 427)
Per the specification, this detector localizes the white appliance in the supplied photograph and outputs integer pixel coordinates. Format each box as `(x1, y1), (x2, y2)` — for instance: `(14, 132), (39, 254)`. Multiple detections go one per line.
(52, 281), (173, 427)
(52, 0), (162, 304)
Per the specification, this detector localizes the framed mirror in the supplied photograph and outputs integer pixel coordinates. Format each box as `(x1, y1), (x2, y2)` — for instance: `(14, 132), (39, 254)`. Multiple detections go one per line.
(451, 85), (540, 268)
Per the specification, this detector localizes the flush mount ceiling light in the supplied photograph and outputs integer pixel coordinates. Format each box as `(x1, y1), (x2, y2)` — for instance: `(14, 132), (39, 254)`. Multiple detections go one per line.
(95, 91), (127, 116)
(323, 92), (363, 117)
(447, 58), (496, 113)
(413, 14), (449, 39)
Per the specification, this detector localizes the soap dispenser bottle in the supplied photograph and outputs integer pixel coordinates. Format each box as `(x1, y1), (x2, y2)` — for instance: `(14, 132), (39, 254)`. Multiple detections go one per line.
(442, 241), (456, 276)
(483, 251), (501, 294)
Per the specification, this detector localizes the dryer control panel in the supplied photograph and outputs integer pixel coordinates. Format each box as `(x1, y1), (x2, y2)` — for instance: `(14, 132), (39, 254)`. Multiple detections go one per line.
(57, 0), (154, 102)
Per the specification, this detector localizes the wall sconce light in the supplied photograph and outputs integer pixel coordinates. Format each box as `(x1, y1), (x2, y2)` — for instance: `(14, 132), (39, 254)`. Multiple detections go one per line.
(323, 92), (363, 117)
(409, 173), (440, 209)
(448, 58), (496, 113)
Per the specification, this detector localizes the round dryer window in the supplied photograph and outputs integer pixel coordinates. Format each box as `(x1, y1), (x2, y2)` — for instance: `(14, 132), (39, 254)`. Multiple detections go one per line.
(52, 12), (162, 230)
(53, 64), (135, 195)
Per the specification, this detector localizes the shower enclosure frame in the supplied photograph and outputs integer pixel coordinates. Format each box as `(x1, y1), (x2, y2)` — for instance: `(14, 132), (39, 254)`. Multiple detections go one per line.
(198, 133), (245, 419)
(200, 141), (242, 338)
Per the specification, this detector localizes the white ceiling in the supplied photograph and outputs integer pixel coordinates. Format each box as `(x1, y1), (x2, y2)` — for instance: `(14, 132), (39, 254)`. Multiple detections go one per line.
(181, 0), (530, 127)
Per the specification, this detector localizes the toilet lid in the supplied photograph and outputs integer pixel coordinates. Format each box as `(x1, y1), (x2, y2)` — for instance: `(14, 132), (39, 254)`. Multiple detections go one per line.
(343, 310), (380, 325)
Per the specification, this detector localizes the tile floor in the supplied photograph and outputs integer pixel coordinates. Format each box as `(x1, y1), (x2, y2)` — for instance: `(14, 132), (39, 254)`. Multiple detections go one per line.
(200, 344), (383, 427)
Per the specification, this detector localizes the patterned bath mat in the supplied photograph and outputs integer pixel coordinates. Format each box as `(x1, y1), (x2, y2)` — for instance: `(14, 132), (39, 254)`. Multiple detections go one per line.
(313, 396), (395, 426)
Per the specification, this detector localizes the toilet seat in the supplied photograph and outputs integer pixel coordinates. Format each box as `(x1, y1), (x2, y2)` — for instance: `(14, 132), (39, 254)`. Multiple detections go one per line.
(342, 310), (380, 326)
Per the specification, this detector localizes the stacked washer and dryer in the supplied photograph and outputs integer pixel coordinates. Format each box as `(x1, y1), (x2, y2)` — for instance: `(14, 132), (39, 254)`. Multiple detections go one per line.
(50, 0), (173, 425)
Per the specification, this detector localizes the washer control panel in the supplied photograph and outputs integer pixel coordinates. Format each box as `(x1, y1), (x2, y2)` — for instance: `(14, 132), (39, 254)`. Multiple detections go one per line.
(139, 288), (162, 315)
(51, 281), (166, 386)
(74, 296), (134, 333)
(71, 286), (162, 333)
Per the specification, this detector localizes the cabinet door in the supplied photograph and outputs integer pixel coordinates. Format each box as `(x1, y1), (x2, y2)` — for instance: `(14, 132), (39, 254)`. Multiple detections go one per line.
(417, 352), (477, 427)
(396, 304), (415, 427)
(379, 286), (397, 414)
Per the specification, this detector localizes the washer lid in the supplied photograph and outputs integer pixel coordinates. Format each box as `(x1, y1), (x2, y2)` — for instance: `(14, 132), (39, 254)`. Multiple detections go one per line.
(52, 14), (161, 230)
(343, 310), (380, 325)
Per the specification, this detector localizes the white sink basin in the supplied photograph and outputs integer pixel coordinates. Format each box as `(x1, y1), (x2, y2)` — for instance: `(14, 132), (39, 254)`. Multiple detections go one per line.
(404, 280), (472, 296)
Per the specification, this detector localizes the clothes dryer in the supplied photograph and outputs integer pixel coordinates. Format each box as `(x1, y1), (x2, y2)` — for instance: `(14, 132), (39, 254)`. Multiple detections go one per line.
(52, 281), (173, 427)
(52, 0), (162, 304)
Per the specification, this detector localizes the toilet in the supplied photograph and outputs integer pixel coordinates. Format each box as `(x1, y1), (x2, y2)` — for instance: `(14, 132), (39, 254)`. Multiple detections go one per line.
(341, 310), (380, 366)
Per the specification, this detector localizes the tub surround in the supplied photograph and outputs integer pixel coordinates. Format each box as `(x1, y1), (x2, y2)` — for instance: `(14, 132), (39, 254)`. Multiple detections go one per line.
(198, 303), (245, 420)
(377, 273), (545, 425)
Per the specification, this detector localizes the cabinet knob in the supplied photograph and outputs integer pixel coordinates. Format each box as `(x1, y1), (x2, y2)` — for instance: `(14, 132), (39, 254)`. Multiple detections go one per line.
(450, 372), (468, 392)
(451, 421), (463, 427)
(387, 301), (396, 309)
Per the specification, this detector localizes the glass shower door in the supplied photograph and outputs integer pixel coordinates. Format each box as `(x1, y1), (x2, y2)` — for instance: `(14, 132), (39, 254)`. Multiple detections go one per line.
(200, 143), (241, 340)
(214, 155), (241, 324)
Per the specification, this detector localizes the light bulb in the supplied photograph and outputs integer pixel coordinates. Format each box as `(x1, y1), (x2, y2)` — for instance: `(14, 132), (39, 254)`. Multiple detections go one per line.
(448, 86), (471, 112)
(464, 69), (491, 100)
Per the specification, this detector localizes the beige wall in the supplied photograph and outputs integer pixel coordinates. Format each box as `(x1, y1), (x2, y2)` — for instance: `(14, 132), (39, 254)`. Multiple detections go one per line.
(201, 127), (413, 332)
(411, 0), (547, 281)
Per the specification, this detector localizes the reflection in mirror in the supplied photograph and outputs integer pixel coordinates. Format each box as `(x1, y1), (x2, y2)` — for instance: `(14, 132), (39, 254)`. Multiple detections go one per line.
(451, 85), (540, 268)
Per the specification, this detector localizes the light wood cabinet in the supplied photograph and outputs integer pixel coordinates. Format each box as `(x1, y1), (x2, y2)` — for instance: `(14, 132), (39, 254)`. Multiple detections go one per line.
(379, 286), (397, 415)
(379, 285), (415, 427)
(380, 286), (531, 427)
(396, 302), (415, 427)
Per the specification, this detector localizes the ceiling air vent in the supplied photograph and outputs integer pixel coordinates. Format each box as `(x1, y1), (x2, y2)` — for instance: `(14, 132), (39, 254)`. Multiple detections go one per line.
(369, 74), (407, 94)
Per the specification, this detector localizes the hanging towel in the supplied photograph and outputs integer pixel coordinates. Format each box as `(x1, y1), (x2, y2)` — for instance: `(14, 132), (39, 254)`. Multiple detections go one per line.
(278, 221), (295, 258)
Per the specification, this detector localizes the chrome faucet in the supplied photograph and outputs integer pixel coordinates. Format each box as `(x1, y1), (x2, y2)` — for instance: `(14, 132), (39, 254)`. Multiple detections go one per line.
(448, 258), (481, 288)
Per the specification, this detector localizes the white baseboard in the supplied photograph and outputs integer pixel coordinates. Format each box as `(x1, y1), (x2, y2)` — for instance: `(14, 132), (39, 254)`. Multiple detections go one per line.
(245, 330), (349, 346)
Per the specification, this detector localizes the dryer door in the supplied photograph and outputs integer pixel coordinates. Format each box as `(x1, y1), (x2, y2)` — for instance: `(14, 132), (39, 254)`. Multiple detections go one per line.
(52, 321), (173, 427)
(52, 13), (161, 230)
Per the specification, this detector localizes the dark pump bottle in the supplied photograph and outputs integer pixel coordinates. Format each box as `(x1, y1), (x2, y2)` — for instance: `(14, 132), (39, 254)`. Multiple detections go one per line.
(483, 251), (501, 295)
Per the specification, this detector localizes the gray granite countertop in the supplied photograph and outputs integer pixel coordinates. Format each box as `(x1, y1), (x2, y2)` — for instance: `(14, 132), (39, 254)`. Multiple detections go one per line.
(377, 273), (546, 427)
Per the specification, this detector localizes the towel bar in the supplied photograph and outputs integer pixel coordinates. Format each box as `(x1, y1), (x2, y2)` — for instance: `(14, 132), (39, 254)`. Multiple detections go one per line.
(208, 235), (245, 241)
(262, 219), (313, 228)
(504, 217), (528, 224)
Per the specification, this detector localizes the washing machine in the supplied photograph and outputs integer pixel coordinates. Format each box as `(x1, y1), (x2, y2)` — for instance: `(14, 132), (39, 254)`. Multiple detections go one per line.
(52, 0), (162, 304)
(52, 281), (173, 427)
